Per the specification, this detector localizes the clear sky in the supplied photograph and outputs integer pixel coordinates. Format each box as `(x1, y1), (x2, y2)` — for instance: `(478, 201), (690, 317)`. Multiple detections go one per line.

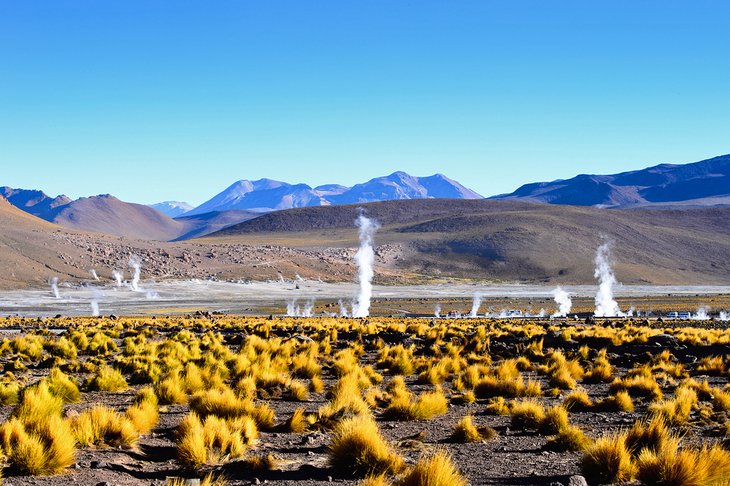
(1, 1), (728, 206)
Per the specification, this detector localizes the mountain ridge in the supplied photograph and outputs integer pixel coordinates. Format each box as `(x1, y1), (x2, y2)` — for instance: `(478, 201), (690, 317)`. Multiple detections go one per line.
(492, 154), (730, 207)
(184, 171), (483, 215)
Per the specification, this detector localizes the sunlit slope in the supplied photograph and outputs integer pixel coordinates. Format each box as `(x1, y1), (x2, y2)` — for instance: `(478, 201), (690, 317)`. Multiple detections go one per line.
(0, 196), (92, 288)
(203, 199), (730, 285)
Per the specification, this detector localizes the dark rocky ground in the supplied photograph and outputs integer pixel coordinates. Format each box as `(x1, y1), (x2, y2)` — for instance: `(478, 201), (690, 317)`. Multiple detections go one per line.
(0, 317), (728, 486)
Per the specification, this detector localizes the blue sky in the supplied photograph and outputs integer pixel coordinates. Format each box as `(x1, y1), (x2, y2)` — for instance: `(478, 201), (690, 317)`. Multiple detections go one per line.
(1, 1), (728, 206)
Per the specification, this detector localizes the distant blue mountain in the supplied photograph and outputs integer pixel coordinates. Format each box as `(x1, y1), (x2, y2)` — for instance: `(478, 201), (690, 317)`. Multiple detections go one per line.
(492, 154), (730, 207)
(184, 172), (483, 215)
(148, 201), (194, 218)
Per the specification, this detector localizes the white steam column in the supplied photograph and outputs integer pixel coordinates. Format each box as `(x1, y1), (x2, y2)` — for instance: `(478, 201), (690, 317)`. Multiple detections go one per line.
(352, 214), (379, 318)
(593, 242), (623, 317)
(551, 286), (572, 317)
(129, 255), (142, 291)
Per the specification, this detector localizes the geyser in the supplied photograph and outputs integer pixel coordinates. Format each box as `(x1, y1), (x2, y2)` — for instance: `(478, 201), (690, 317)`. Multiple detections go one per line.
(90, 269), (100, 281)
(352, 214), (379, 318)
(49, 277), (60, 299)
(287, 299), (315, 317)
(593, 242), (623, 317)
(469, 293), (482, 318)
(551, 286), (572, 317)
(112, 270), (123, 287)
(434, 304), (442, 318)
(128, 255), (142, 292)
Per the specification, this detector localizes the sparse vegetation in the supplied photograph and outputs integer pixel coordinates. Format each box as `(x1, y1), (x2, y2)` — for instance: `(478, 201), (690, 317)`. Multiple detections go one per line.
(0, 313), (725, 484)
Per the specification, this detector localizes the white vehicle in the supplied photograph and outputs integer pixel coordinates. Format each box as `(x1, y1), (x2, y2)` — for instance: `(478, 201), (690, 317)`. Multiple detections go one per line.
(503, 309), (523, 318)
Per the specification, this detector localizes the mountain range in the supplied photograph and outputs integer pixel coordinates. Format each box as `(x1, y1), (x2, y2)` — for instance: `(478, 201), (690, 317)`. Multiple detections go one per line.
(184, 171), (482, 215)
(493, 154), (730, 207)
(2, 154), (729, 243)
(0, 172), (482, 241)
(2, 154), (730, 288)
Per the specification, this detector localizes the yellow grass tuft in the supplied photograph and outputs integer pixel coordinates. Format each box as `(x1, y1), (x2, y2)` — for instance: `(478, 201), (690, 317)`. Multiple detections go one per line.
(539, 405), (570, 435)
(581, 433), (635, 484)
(450, 415), (497, 443)
(545, 424), (591, 452)
(46, 368), (80, 403)
(85, 365), (128, 392)
(510, 399), (546, 430)
(328, 415), (404, 476)
(71, 405), (139, 449)
(285, 407), (308, 434)
(398, 450), (467, 486)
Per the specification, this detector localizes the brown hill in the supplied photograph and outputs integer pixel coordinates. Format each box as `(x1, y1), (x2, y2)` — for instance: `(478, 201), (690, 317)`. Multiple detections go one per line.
(50, 195), (188, 241)
(204, 199), (730, 285)
(0, 195), (93, 288)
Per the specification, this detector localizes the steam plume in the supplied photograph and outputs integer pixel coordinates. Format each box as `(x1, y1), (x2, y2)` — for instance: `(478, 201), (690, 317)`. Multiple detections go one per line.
(287, 299), (315, 317)
(112, 270), (123, 287)
(90, 300), (99, 316)
(593, 242), (623, 317)
(338, 299), (350, 318)
(352, 214), (379, 318)
(49, 277), (60, 299)
(128, 255), (142, 292)
(720, 311), (728, 321)
(551, 286), (572, 317)
(692, 307), (709, 321)
(469, 293), (482, 318)
(434, 304), (442, 318)
(90, 269), (99, 281)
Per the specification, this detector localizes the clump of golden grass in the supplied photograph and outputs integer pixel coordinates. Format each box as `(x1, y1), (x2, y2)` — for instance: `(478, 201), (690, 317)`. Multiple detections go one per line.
(398, 450), (467, 486)
(509, 399), (546, 430)
(581, 433), (635, 484)
(610, 373), (663, 400)
(539, 405), (570, 435)
(0, 380), (20, 405)
(635, 437), (730, 486)
(318, 372), (371, 425)
(287, 379), (310, 401)
(583, 351), (614, 383)
(12, 381), (63, 430)
(384, 386), (448, 421)
(540, 351), (584, 390)
(648, 386), (697, 426)
(596, 390), (634, 412)
(126, 386), (159, 435)
(176, 413), (257, 469)
(45, 368), (80, 403)
(189, 387), (275, 430)
(85, 365), (128, 392)
(71, 405), (139, 449)
(545, 424), (591, 452)
(0, 415), (76, 475)
(696, 355), (727, 375)
(155, 373), (188, 405)
(378, 344), (415, 376)
(563, 389), (593, 411)
(167, 473), (227, 486)
(712, 388), (730, 412)
(359, 475), (391, 486)
(450, 415), (497, 443)
(285, 407), (308, 434)
(624, 418), (671, 457)
(328, 415), (404, 476)
(484, 396), (511, 415)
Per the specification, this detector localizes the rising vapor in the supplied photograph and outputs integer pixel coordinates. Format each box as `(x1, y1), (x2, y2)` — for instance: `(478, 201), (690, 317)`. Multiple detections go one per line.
(551, 286), (572, 317)
(352, 214), (379, 318)
(593, 242), (623, 317)
(128, 255), (142, 292)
